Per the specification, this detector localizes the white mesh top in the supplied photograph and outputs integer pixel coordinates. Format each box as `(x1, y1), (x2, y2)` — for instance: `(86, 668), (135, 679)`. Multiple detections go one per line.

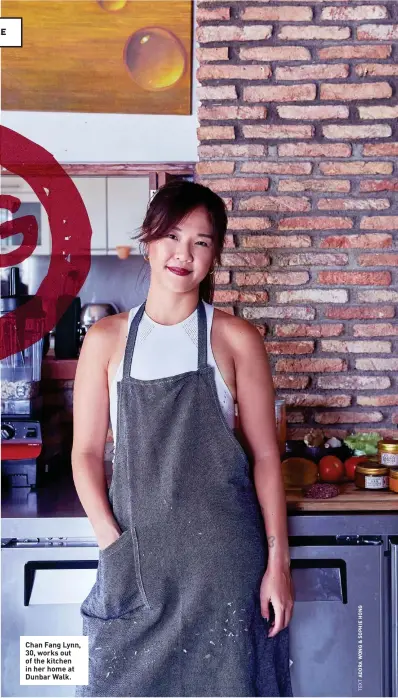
(109, 301), (235, 451)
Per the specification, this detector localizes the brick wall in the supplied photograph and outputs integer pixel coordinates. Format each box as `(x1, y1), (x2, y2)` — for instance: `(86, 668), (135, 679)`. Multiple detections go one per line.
(195, 0), (398, 440)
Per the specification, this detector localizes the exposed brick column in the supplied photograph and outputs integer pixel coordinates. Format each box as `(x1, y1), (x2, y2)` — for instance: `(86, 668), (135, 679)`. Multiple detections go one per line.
(195, 0), (398, 439)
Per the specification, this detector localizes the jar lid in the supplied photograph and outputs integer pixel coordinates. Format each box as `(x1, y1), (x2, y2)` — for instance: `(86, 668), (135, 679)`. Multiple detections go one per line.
(389, 468), (398, 480)
(378, 439), (398, 453)
(356, 462), (389, 476)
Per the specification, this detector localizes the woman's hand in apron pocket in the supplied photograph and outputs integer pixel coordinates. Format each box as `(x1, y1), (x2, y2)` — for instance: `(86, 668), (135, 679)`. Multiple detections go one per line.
(96, 523), (123, 552)
(259, 562), (294, 638)
(81, 527), (150, 621)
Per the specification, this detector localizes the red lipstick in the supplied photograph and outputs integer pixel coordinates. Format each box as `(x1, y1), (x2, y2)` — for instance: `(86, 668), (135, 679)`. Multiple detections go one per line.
(167, 267), (192, 276)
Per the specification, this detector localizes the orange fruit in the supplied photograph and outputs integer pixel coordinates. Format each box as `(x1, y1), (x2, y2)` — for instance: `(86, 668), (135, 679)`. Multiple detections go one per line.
(281, 457), (318, 489)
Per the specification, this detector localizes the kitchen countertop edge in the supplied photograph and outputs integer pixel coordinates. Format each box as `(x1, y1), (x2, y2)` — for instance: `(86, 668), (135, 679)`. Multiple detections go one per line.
(2, 512), (398, 541)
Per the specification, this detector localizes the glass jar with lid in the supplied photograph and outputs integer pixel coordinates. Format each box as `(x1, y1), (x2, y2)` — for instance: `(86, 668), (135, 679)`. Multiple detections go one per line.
(377, 438), (398, 467)
(389, 468), (398, 493)
(354, 461), (389, 490)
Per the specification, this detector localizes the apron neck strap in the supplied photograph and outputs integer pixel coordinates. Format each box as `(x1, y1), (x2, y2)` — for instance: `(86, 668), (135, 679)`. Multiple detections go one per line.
(197, 299), (208, 370)
(123, 298), (208, 379)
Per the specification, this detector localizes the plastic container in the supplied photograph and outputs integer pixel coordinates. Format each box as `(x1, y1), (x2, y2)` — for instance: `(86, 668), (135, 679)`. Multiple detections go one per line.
(1, 395), (43, 416)
(1, 338), (43, 396)
(0, 311), (44, 409)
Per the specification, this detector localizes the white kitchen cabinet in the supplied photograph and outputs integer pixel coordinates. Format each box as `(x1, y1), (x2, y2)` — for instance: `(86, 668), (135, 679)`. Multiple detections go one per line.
(0, 176), (51, 255)
(1, 174), (153, 257)
(107, 176), (150, 254)
(71, 177), (107, 251)
(0, 175), (107, 255)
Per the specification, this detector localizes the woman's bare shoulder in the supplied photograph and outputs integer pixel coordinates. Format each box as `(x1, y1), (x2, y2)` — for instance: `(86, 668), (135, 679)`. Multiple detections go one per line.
(213, 307), (259, 353)
(79, 312), (130, 367)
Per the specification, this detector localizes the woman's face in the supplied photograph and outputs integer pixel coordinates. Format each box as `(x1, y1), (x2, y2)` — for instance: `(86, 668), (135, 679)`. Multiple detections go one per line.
(147, 206), (216, 293)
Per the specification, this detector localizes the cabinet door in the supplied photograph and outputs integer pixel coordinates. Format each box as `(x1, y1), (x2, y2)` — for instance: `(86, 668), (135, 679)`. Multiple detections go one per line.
(107, 177), (150, 254)
(1, 544), (99, 697)
(71, 177), (106, 250)
(288, 540), (384, 697)
(0, 177), (50, 255)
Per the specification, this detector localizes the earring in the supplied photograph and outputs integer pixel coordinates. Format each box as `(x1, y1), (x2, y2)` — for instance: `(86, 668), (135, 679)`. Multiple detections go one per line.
(144, 254), (149, 262)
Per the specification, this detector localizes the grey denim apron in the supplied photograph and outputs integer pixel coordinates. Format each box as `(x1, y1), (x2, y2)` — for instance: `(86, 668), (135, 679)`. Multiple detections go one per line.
(76, 299), (292, 697)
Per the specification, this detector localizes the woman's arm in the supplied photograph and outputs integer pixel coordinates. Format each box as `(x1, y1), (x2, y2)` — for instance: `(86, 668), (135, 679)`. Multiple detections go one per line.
(229, 318), (294, 635)
(71, 318), (122, 550)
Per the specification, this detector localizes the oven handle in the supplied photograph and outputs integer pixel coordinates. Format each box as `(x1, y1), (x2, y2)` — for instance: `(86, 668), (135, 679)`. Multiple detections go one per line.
(391, 539), (398, 697)
(24, 560), (98, 606)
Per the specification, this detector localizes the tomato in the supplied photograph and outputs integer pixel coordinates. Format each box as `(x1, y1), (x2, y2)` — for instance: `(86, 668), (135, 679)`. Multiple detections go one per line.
(344, 456), (368, 481)
(319, 455), (345, 483)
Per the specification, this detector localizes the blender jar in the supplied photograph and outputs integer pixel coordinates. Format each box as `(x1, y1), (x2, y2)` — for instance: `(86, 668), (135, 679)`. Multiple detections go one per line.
(1, 314), (44, 415)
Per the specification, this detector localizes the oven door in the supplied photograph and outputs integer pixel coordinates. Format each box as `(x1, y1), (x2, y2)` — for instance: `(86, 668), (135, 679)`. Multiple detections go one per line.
(289, 538), (385, 697)
(0, 177), (50, 255)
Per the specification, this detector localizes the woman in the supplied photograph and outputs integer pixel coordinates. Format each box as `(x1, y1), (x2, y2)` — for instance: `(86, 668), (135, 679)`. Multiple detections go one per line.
(73, 180), (294, 697)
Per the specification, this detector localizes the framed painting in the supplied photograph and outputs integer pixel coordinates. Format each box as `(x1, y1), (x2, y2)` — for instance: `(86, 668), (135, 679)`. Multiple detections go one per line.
(1, 0), (193, 115)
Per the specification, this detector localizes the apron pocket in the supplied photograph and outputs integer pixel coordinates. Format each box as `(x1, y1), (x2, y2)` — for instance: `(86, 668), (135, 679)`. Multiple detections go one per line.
(81, 527), (150, 620)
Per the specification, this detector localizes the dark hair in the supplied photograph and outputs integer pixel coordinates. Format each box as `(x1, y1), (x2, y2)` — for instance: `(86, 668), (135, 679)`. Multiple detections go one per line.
(134, 180), (228, 303)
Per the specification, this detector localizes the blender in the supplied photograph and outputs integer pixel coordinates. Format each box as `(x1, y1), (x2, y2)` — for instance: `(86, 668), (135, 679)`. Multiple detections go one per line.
(1, 268), (44, 488)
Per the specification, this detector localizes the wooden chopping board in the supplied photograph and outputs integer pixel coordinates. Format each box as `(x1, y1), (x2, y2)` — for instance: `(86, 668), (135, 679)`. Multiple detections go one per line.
(286, 481), (398, 512)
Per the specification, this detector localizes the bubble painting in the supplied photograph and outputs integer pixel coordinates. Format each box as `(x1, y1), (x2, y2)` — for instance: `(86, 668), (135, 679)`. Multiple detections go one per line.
(1, 0), (192, 115)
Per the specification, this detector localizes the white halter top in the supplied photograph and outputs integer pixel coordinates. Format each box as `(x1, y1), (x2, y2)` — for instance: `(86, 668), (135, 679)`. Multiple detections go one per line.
(109, 301), (235, 448)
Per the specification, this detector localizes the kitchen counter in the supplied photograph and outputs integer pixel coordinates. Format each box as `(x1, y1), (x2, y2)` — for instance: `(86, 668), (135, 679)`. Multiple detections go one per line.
(2, 460), (397, 539)
(285, 481), (398, 512)
(41, 358), (397, 499)
(1, 464), (97, 539)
